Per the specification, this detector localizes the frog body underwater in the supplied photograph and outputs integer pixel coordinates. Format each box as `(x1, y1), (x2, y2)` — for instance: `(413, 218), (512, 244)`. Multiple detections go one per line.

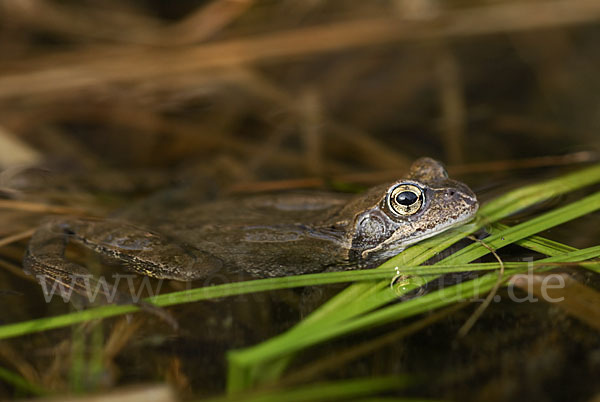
(24, 158), (478, 288)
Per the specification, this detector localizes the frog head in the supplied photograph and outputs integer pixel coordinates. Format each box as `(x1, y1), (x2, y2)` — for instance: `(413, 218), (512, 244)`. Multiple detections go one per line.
(340, 158), (478, 265)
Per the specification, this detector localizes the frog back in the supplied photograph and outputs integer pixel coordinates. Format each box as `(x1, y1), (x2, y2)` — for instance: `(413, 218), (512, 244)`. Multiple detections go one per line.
(132, 192), (354, 277)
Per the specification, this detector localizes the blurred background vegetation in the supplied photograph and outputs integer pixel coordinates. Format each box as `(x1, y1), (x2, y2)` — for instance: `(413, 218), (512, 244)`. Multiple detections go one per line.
(0, 0), (599, 401)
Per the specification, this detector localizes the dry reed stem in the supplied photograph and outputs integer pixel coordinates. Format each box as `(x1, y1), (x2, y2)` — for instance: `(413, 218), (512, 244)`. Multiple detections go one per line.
(0, 228), (35, 248)
(103, 317), (143, 365)
(458, 236), (505, 337)
(0, 342), (40, 384)
(510, 273), (600, 331)
(0, 126), (41, 168)
(1, 0), (599, 100)
(229, 68), (413, 170)
(301, 90), (323, 176)
(0, 0), (162, 44)
(227, 151), (597, 192)
(0, 200), (89, 215)
(436, 46), (465, 165)
(0, 259), (35, 281)
(32, 384), (176, 402)
(166, 0), (255, 45)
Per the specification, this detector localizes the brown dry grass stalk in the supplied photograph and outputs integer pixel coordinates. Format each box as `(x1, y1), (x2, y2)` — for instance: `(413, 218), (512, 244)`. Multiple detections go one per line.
(1, 0), (600, 100)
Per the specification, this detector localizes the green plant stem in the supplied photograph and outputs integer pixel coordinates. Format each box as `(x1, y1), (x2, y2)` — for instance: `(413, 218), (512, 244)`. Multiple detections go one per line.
(226, 189), (600, 390)
(204, 375), (412, 402)
(0, 367), (48, 397)
(227, 245), (600, 372)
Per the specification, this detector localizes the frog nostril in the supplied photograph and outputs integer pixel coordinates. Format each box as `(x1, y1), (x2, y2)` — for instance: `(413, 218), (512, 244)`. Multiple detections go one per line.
(463, 194), (478, 206)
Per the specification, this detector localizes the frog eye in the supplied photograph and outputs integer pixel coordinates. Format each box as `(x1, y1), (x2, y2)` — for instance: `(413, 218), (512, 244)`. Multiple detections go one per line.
(388, 184), (424, 216)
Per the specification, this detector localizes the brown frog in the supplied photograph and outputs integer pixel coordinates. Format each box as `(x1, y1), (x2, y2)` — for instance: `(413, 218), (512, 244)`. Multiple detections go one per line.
(23, 158), (478, 291)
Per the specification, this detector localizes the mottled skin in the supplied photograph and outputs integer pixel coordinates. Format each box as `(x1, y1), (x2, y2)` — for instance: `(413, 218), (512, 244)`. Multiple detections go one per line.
(24, 158), (478, 290)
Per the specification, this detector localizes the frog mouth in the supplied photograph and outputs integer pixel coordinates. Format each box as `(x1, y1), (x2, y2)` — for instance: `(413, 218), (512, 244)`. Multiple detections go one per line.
(403, 206), (479, 247)
(361, 207), (478, 261)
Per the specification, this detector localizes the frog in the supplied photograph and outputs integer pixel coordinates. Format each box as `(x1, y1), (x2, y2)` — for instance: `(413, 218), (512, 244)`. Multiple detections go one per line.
(23, 157), (478, 295)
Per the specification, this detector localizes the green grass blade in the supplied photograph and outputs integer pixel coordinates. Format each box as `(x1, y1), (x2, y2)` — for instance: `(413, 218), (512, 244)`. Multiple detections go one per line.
(490, 223), (576, 256)
(229, 244), (600, 371)
(441, 191), (600, 265)
(285, 163), (600, 334)
(227, 190), (600, 390)
(0, 366), (48, 397)
(491, 223), (600, 273)
(0, 263), (509, 340)
(205, 375), (412, 402)
(476, 163), (600, 220)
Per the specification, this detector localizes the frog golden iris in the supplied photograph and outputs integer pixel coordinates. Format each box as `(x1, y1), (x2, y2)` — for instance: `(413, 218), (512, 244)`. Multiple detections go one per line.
(387, 183), (424, 216)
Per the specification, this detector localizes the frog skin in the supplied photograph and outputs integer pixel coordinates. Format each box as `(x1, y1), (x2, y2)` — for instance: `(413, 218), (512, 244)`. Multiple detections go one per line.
(23, 158), (478, 290)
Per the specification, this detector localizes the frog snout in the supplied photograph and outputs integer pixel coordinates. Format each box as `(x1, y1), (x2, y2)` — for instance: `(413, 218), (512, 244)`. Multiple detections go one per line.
(460, 191), (478, 206)
(444, 183), (478, 207)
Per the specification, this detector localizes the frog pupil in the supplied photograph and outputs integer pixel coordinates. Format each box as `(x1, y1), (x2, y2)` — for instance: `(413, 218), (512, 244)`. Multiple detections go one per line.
(395, 191), (418, 206)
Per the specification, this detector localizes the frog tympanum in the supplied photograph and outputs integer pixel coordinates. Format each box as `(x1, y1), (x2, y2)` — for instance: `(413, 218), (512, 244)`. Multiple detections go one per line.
(24, 158), (478, 293)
